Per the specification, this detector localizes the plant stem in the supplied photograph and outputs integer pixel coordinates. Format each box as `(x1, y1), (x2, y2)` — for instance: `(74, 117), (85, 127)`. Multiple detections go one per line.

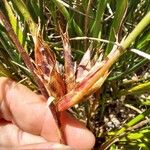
(121, 11), (150, 49)
(116, 108), (150, 135)
(0, 10), (48, 98)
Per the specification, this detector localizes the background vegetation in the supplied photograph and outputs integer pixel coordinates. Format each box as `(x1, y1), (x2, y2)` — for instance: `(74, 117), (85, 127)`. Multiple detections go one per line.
(0, 0), (150, 149)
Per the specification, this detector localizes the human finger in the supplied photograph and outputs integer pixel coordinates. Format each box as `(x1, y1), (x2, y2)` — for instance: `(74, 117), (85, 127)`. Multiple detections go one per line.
(0, 77), (95, 149)
(0, 121), (72, 149)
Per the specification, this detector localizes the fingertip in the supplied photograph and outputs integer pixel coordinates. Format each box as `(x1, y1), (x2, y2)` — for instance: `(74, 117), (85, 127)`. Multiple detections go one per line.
(66, 125), (95, 150)
(81, 129), (95, 150)
(60, 112), (95, 150)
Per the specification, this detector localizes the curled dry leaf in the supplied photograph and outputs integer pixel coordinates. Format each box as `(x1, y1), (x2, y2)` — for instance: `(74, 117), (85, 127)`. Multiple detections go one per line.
(56, 56), (109, 111)
(33, 29), (110, 112)
(76, 46), (92, 82)
(34, 36), (66, 100)
(60, 30), (75, 93)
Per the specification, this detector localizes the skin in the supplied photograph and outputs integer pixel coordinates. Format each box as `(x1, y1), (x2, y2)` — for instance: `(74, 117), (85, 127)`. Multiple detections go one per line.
(0, 77), (95, 149)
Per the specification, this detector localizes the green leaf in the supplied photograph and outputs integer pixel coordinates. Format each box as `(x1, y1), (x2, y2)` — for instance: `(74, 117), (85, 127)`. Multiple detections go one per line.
(140, 99), (150, 106)
(72, 19), (83, 36)
(90, 0), (107, 38)
(127, 132), (144, 140)
(120, 81), (150, 95)
(52, 0), (83, 36)
(52, 0), (70, 21)
(105, 0), (128, 54)
(11, 0), (37, 37)
(3, 0), (24, 44)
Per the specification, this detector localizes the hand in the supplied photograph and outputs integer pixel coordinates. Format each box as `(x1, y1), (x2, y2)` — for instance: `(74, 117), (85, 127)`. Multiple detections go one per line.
(0, 77), (95, 149)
